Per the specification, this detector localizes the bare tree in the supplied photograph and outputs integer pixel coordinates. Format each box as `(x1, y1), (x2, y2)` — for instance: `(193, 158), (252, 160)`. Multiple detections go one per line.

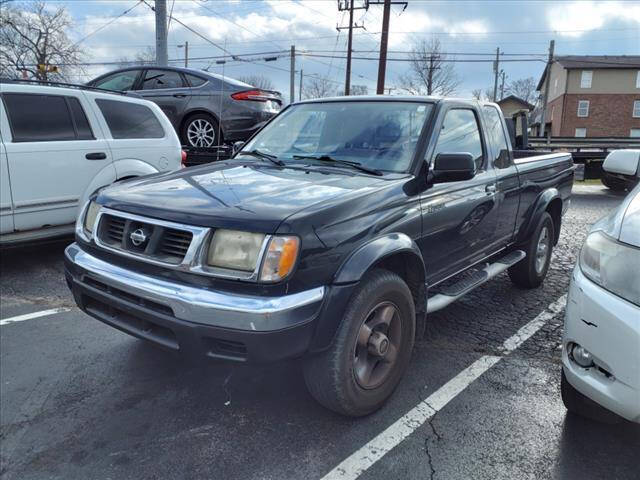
(237, 74), (275, 90)
(303, 76), (335, 99)
(396, 39), (460, 96)
(116, 47), (156, 69)
(471, 87), (495, 101)
(0, 1), (84, 80)
(505, 76), (537, 104)
(350, 84), (368, 96)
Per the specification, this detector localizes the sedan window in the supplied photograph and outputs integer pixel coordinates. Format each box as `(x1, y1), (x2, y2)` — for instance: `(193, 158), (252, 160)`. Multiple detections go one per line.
(142, 69), (185, 90)
(94, 71), (138, 91)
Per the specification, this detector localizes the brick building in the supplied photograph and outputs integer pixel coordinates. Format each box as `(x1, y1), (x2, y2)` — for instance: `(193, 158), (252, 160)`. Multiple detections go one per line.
(535, 55), (640, 138)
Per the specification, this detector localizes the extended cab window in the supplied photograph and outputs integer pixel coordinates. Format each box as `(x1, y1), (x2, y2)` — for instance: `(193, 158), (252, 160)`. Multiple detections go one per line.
(482, 105), (511, 168)
(96, 99), (164, 139)
(94, 71), (138, 91)
(432, 109), (484, 170)
(142, 69), (185, 90)
(2, 93), (91, 142)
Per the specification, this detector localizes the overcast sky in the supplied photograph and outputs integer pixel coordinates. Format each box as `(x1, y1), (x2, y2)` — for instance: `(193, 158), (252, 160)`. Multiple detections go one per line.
(62, 0), (640, 100)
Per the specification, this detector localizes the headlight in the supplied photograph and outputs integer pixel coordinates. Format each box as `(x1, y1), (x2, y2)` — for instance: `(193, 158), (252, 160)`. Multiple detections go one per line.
(579, 231), (640, 306)
(259, 235), (300, 282)
(84, 201), (101, 235)
(206, 230), (300, 282)
(207, 230), (265, 271)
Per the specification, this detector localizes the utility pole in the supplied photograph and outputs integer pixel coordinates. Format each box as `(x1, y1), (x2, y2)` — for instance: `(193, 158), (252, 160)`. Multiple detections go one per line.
(539, 39), (555, 138)
(299, 69), (303, 101)
(499, 70), (506, 100)
(427, 54), (434, 95)
(184, 41), (188, 68)
(492, 47), (500, 102)
(290, 45), (295, 104)
(154, 0), (168, 66)
(337, 1), (367, 96)
(369, 0), (407, 95)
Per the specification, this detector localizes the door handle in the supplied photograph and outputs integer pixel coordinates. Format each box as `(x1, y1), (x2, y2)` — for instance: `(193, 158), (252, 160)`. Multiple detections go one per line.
(485, 184), (496, 194)
(85, 152), (107, 160)
(173, 93), (186, 98)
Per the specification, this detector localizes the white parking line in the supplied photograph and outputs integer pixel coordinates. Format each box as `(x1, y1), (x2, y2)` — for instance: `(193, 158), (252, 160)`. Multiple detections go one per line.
(321, 294), (568, 480)
(0, 308), (71, 326)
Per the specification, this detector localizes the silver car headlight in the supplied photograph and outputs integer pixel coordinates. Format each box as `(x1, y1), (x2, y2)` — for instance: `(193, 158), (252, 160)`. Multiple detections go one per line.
(579, 231), (640, 306)
(206, 229), (300, 282)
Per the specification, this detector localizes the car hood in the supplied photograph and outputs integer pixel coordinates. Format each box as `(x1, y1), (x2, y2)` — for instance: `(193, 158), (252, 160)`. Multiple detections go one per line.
(97, 162), (392, 232)
(592, 184), (640, 247)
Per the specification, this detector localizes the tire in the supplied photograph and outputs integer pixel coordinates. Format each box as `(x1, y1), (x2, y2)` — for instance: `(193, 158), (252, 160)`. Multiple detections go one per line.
(561, 369), (620, 424)
(601, 173), (627, 192)
(181, 113), (222, 147)
(508, 212), (554, 289)
(303, 269), (416, 417)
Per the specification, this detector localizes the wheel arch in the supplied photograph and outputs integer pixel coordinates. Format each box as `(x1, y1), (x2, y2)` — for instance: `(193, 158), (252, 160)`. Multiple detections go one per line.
(179, 109), (224, 142)
(516, 188), (562, 246)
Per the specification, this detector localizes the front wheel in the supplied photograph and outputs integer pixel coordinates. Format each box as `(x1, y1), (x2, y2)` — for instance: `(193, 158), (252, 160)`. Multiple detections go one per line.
(303, 269), (416, 417)
(508, 212), (554, 288)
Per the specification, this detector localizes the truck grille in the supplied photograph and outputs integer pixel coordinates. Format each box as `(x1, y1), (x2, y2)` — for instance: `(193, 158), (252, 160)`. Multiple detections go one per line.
(97, 213), (194, 265)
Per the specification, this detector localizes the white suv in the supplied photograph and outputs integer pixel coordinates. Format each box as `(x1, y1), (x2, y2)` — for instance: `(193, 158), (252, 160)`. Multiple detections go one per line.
(0, 81), (182, 245)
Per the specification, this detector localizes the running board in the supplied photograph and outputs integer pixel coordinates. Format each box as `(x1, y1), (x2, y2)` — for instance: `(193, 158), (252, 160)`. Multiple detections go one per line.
(426, 250), (526, 314)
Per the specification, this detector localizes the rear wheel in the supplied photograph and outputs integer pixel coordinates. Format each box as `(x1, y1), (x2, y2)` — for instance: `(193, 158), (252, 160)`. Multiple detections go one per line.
(181, 113), (221, 147)
(303, 269), (415, 417)
(508, 212), (554, 288)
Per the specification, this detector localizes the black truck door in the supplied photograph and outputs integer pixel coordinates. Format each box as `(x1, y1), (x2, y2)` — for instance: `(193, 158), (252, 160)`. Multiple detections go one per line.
(482, 105), (520, 246)
(418, 106), (501, 285)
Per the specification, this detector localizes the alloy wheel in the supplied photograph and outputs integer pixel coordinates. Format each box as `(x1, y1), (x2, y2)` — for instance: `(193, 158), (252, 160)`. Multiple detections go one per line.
(535, 225), (550, 274)
(187, 119), (216, 147)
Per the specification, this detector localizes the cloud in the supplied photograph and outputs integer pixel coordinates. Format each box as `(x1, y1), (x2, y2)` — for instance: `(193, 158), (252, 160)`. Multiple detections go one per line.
(546, 1), (640, 36)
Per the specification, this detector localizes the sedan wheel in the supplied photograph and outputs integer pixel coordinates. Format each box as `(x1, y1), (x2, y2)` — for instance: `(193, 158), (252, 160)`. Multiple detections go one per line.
(187, 118), (216, 147)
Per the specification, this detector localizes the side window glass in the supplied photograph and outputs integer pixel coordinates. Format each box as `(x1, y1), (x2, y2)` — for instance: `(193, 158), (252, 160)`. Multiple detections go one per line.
(186, 74), (206, 87)
(482, 105), (511, 168)
(94, 71), (138, 91)
(96, 99), (164, 139)
(2, 93), (76, 142)
(432, 109), (484, 170)
(142, 69), (185, 90)
(68, 97), (95, 140)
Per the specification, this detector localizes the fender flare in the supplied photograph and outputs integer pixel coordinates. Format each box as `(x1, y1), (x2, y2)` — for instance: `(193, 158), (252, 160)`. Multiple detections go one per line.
(112, 158), (159, 180)
(334, 232), (426, 284)
(516, 187), (561, 245)
(309, 233), (426, 353)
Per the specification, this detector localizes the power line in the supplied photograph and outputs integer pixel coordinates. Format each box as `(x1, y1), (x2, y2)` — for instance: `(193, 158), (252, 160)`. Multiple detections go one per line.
(301, 53), (547, 63)
(72, 0), (142, 46)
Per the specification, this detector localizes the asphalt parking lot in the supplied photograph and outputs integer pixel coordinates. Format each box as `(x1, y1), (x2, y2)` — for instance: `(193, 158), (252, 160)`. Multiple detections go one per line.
(1, 184), (638, 480)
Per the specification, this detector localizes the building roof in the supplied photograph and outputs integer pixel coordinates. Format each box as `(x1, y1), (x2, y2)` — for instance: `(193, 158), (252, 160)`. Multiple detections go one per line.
(537, 55), (640, 90)
(497, 95), (534, 110)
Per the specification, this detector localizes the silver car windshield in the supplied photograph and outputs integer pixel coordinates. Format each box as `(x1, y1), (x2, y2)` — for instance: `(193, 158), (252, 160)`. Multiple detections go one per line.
(242, 101), (433, 173)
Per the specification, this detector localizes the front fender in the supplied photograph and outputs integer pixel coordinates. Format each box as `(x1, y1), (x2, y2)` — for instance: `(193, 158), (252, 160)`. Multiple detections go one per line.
(515, 188), (560, 245)
(333, 232), (425, 284)
(113, 159), (160, 180)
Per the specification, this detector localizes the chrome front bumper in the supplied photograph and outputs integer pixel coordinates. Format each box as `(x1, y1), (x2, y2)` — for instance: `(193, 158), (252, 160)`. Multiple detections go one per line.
(64, 243), (325, 332)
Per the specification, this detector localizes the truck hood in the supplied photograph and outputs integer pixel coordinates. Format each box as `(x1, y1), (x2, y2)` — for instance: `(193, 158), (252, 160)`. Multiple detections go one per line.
(97, 162), (391, 232)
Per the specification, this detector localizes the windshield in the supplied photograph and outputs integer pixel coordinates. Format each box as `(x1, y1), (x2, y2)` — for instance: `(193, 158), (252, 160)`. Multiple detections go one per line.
(241, 101), (433, 173)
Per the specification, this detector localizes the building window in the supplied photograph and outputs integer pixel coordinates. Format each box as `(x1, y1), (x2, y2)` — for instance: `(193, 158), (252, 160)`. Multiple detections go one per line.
(575, 128), (586, 138)
(577, 100), (589, 117)
(633, 100), (640, 118)
(630, 128), (640, 138)
(554, 78), (558, 93)
(636, 71), (640, 89)
(551, 105), (555, 120)
(580, 70), (593, 88)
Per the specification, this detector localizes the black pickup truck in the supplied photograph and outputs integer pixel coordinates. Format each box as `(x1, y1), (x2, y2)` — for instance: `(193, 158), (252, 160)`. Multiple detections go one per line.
(65, 96), (573, 416)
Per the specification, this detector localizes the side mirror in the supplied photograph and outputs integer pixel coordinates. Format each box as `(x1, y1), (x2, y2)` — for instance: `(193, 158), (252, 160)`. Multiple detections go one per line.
(232, 141), (245, 155)
(430, 152), (477, 183)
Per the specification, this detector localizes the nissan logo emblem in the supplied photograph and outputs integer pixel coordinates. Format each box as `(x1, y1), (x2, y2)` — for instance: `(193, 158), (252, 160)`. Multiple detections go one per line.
(130, 228), (148, 247)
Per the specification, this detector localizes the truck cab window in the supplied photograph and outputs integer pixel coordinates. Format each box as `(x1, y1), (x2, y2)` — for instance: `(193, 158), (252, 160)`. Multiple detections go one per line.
(482, 105), (511, 169)
(432, 109), (484, 170)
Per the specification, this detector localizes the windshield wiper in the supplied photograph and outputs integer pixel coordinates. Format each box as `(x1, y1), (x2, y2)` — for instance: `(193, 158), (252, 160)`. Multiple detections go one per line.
(238, 149), (285, 166)
(292, 154), (383, 176)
